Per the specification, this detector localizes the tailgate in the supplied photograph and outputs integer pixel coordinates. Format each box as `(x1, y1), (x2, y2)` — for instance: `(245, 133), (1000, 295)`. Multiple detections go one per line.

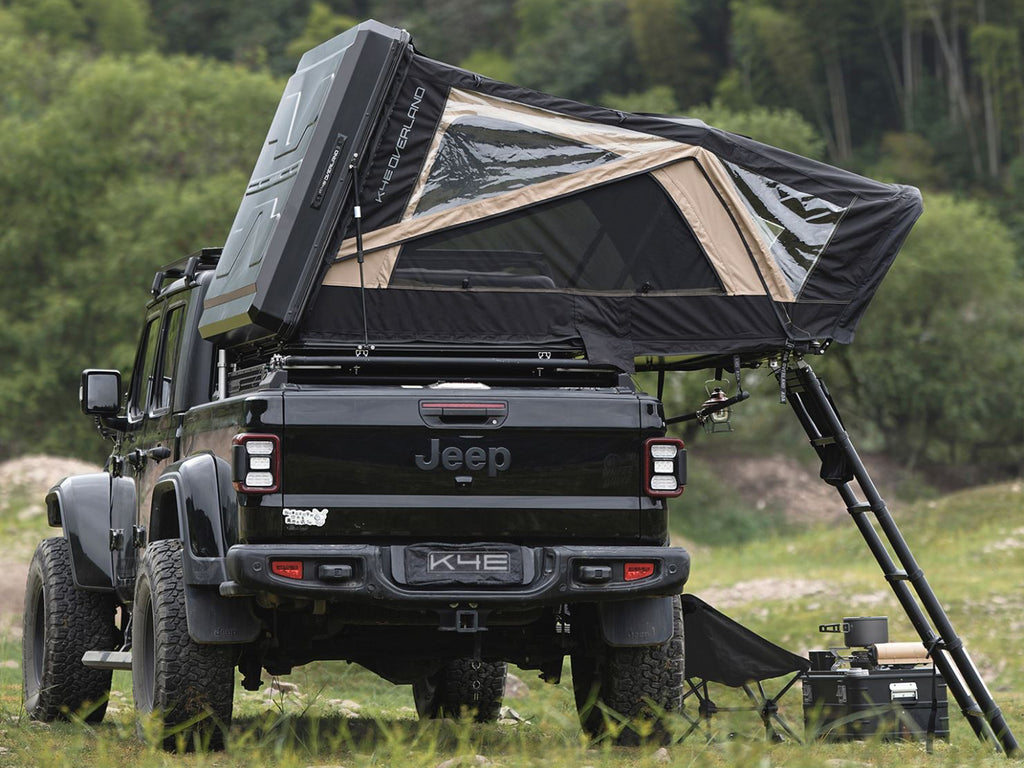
(257, 387), (664, 543)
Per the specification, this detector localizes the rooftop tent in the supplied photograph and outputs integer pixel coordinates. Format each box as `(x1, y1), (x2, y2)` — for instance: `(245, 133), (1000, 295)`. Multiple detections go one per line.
(201, 20), (923, 371)
(198, 21), (411, 343)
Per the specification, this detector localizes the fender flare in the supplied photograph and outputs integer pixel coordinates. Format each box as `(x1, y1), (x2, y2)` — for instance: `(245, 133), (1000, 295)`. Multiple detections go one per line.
(151, 452), (234, 586)
(150, 453), (259, 644)
(45, 473), (115, 592)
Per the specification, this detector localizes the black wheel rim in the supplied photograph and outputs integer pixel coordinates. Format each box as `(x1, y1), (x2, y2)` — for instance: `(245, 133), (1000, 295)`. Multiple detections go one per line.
(136, 594), (156, 709)
(30, 580), (45, 691)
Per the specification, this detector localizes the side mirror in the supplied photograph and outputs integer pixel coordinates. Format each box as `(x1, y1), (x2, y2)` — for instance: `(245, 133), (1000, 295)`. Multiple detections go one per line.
(80, 369), (122, 416)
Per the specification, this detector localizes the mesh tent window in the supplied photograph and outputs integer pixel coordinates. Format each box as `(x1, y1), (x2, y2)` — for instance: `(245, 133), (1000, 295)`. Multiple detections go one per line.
(414, 116), (620, 217)
(393, 174), (723, 294)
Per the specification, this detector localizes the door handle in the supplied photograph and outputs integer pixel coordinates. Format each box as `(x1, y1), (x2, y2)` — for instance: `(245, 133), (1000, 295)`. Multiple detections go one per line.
(128, 445), (171, 468)
(148, 445), (171, 461)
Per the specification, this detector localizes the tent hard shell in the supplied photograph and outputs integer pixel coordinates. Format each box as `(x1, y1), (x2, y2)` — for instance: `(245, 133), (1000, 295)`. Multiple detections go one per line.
(198, 20), (923, 372)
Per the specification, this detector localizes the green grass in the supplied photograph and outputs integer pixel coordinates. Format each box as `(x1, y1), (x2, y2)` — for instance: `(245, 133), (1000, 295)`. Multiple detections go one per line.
(2, 481), (1023, 766)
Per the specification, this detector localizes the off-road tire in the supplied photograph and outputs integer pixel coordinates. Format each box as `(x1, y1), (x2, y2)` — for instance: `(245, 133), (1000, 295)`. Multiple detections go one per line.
(132, 539), (235, 751)
(413, 659), (507, 722)
(571, 595), (684, 745)
(22, 537), (117, 722)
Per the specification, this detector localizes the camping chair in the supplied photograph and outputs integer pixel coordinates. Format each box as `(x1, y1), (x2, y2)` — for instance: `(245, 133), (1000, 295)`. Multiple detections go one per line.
(680, 594), (810, 743)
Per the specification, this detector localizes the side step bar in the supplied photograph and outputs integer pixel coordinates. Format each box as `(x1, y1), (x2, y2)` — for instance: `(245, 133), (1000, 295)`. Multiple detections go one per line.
(786, 359), (1018, 756)
(82, 650), (132, 670)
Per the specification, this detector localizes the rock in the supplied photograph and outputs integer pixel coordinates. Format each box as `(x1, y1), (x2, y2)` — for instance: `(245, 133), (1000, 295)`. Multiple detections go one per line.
(497, 705), (529, 724)
(824, 760), (873, 768)
(339, 699), (361, 713)
(653, 746), (671, 764)
(263, 679), (300, 696)
(503, 672), (529, 699)
(436, 755), (491, 768)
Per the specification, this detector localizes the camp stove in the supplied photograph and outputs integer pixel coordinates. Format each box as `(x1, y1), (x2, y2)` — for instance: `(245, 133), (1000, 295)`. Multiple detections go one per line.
(803, 616), (949, 742)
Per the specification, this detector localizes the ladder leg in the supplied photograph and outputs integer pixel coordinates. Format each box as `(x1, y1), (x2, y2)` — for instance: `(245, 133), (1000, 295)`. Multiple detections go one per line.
(788, 360), (1018, 756)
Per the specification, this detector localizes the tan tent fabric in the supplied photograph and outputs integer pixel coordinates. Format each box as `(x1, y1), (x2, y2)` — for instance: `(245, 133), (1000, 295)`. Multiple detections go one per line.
(334, 143), (699, 258)
(328, 154), (794, 300)
(326, 88), (794, 301)
(653, 162), (792, 300)
(323, 246), (401, 288)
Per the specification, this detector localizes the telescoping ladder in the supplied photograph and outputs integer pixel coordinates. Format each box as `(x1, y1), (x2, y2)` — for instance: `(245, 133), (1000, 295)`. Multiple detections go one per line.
(784, 359), (1018, 756)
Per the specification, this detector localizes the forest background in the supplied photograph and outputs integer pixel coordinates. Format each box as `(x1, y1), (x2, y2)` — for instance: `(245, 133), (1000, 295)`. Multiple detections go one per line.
(0, 0), (1021, 490)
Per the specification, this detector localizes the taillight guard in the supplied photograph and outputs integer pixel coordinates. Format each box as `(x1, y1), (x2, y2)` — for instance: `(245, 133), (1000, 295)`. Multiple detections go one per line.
(232, 433), (281, 493)
(644, 437), (686, 498)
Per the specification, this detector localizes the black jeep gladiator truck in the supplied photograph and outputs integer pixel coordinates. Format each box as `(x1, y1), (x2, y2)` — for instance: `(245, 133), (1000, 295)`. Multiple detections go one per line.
(22, 20), (923, 749)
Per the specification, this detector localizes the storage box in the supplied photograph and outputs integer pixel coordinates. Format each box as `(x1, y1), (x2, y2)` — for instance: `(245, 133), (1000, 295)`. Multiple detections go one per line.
(803, 667), (949, 741)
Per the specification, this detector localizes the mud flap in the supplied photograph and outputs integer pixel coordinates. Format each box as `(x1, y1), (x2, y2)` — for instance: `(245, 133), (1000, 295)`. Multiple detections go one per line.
(599, 596), (674, 647)
(184, 583), (260, 644)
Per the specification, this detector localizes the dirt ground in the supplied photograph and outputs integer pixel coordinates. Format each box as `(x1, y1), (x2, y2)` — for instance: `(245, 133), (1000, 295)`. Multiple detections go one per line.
(0, 456), (100, 617)
(705, 450), (915, 526)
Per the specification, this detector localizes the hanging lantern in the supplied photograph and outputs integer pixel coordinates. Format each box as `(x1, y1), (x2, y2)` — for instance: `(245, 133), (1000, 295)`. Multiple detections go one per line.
(699, 383), (733, 434)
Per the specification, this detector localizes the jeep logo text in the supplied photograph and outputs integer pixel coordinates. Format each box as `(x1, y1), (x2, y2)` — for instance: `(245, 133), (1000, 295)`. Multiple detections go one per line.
(415, 439), (511, 477)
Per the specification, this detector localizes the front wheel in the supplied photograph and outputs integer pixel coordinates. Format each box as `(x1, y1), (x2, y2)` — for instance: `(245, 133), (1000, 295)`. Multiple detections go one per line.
(413, 658), (507, 722)
(571, 596), (684, 745)
(132, 539), (235, 751)
(22, 537), (118, 722)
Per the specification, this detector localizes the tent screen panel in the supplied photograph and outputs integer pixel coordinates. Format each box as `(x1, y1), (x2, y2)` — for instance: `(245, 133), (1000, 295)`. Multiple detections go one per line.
(392, 174), (722, 294)
(723, 162), (851, 297)
(414, 116), (620, 217)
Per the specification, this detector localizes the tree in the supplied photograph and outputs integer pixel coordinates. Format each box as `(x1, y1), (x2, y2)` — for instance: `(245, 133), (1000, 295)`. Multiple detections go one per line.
(513, 0), (639, 103)
(687, 100), (826, 159)
(7, 0), (153, 53)
(0, 43), (282, 460)
(822, 193), (1024, 472)
(286, 1), (357, 62)
(627, 0), (714, 108)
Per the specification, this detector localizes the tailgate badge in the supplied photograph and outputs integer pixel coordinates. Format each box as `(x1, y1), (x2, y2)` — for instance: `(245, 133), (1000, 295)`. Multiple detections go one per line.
(415, 439), (511, 477)
(283, 508), (329, 527)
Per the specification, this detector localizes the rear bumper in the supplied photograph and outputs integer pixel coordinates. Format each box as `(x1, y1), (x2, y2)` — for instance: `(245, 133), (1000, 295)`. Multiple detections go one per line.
(223, 543), (689, 608)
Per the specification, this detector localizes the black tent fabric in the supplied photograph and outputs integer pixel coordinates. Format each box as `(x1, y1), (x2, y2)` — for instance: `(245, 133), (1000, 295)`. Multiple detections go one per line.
(197, 20), (923, 369)
(303, 38), (922, 370)
(681, 594), (810, 687)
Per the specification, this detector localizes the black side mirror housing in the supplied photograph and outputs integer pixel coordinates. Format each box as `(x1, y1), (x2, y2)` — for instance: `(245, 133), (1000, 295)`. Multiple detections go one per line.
(80, 369), (122, 416)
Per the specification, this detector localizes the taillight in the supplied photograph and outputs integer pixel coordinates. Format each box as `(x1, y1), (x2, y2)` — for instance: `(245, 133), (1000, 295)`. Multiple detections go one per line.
(232, 433), (281, 493)
(271, 560), (303, 579)
(644, 437), (685, 497)
(624, 562), (656, 581)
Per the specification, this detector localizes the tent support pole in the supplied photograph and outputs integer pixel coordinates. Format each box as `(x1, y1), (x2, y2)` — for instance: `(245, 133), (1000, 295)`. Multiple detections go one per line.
(785, 358), (1017, 756)
(349, 153), (370, 348)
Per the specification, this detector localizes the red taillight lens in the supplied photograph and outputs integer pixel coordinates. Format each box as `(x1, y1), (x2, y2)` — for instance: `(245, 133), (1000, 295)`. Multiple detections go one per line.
(643, 437), (686, 498)
(624, 562), (655, 581)
(232, 433), (281, 493)
(271, 560), (303, 579)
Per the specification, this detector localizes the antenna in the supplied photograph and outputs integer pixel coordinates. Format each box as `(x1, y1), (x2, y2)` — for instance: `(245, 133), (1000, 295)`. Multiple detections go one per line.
(348, 153), (370, 348)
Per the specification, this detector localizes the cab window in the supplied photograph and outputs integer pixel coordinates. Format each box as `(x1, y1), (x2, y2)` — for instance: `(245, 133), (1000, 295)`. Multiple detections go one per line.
(129, 316), (161, 420)
(153, 305), (186, 413)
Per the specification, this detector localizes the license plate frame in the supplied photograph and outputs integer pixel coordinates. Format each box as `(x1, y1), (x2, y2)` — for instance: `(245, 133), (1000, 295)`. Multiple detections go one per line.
(403, 545), (523, 586)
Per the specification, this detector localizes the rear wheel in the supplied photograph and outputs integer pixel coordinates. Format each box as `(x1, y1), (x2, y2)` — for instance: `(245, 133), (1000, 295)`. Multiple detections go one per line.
(571, 596), (684, 745)
(22, 537), (117, 722)
(413, 659), (507, 722)
(132, 539), (235, 751)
